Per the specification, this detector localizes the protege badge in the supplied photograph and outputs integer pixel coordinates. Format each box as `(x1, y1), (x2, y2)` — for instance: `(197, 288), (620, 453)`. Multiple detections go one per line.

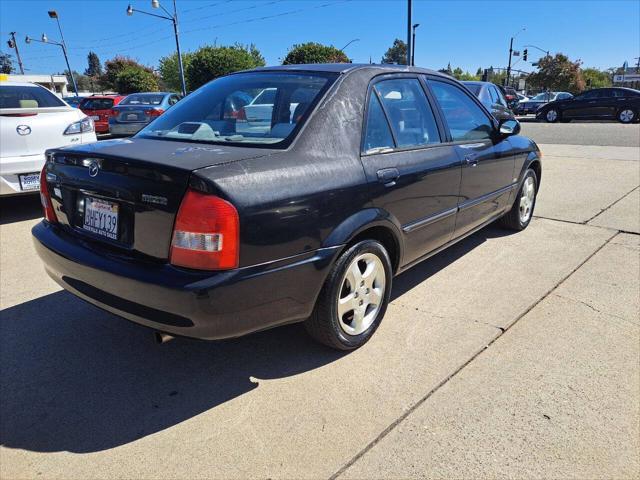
(141, 194), (168, 206)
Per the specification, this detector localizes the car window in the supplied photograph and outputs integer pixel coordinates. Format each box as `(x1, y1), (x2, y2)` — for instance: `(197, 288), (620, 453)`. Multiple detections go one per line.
(168, 95), (179, 106)
(487, 86), (498, 104)
(374, 78), (440, 148)
(121, 94), (165, 106)
(493, 87), (508, 107)
(80, 98), (114, 110)
(427, 80), (494, 142)
(363, 93), (395, 153)
(582, 90), (601, 100)
(138, 72), (336, 147)
(252, 88), (277, 105)
(464, 84), (481, 96)
(0, 85), (66, 108)
(610, 89), (626, 98)
(556, 93), (572, 100)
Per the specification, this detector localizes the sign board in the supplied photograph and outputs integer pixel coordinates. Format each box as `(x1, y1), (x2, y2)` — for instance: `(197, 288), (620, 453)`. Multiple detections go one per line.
(518, 79), (526, 90)
(614, 74), (640, 82)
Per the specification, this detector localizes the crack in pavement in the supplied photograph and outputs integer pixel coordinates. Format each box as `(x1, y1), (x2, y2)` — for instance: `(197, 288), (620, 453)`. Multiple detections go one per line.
(553, 293), (639, 329)
(330, 231), (618, 480)
(585, 185), (640, 224)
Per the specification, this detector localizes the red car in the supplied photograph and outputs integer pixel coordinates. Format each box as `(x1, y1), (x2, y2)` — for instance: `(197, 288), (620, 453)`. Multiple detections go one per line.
(79, 95), (125, 134)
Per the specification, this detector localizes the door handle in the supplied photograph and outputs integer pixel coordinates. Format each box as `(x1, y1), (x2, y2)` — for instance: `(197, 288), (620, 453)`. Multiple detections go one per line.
(377, 168), (400, 186)
(464, 153), (478, 167)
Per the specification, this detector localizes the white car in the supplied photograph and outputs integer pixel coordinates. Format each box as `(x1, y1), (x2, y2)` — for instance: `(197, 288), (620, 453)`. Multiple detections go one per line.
(0, 82), (97, 195)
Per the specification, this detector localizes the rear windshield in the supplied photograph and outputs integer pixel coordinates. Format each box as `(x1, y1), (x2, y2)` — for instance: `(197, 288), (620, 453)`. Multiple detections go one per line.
(0, 85), (66, 108)
(121, 94), (165, 106)
(80, 98), (115, 110)
(137, 71), (337, 147)
(464, 84), (481, 95)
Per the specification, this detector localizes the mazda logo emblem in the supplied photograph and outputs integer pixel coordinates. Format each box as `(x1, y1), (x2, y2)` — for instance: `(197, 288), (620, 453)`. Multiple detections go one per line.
(88, 161), (100, 177)
(16, 125), (31, 136)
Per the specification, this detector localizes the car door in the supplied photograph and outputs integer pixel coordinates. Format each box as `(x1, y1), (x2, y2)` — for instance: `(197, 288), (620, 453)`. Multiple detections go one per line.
(360, 75), (462, 266)
(563, 90), (599, 118)
(425, 78), (516, 238)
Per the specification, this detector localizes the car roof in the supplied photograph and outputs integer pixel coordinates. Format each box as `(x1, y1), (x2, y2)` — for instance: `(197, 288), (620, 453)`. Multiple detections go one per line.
(243, 63), (450, 78)
(124, 92), (173, 96)
(461, 81), (491, 87)
(0, 81), (47, 88)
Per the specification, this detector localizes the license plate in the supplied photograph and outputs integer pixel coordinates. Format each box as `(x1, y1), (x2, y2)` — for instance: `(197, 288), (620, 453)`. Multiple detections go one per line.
(91, 115), (100, 120)
(127, 114), (138, 120)
(83, 197), (119, 240)
(19, 172), (40, 191)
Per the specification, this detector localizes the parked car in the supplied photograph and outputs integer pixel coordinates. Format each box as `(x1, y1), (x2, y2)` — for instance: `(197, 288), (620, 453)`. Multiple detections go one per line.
(498, 85), (519, 110)
(79, 95), (126, 134)
(33, 64), (541, 350)
(536, 87), (640, 123)
(516, 91), (573, 115)
(62, 95), (84, 108)
(462, 81), (516, 121)
(241, 87), (300, 127)
(109, 92), (180, 136)
(0, 82), (96, 196)
(517, 93), (529, 102)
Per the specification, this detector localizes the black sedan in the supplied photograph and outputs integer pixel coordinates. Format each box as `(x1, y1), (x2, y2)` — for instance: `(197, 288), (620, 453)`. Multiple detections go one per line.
(462, 81), (516, 121)
(34, 64), (542, 350)
(537, 87), (640, 123)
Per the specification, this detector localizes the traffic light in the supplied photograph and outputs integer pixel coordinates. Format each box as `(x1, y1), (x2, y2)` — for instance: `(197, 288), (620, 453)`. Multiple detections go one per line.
(7, 39), (14, 49)
(523, 49), (528, 61)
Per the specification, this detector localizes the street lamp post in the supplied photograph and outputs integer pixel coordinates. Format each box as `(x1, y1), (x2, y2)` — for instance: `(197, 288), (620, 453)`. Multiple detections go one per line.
(339, 38), (360, 52)
(506, 27), (526, 87)
(47, 10), (79, 97)
(127, 0), (187, 96)
(411, 23), (420, 66)
(25, 32), (79, 97)
(406, 0), (412, 66)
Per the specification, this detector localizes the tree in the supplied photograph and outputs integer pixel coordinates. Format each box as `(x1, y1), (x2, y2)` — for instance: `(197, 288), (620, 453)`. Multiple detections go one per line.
(186, 44), (266, 90)
(0, 52), (13, 74)
(85, 51), (102, 77)
(582, 67), (612, 89)
(114, 66), (159, 94)
(102, 56), (153, 90)
(158, 52), (194, 91)
(476, 67), (483, 77)
(64, 70), (93, 91)
(527, 53), (585, 94)
(282, 42), (349, 65)
(381, 39), (407, 65)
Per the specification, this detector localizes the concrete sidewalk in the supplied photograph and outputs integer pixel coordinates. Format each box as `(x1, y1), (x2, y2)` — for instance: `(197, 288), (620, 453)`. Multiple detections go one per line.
(1, 143), (638, 479)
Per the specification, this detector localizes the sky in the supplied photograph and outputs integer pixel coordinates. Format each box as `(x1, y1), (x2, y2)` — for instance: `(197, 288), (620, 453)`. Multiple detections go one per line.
(1, 0), (639, 76)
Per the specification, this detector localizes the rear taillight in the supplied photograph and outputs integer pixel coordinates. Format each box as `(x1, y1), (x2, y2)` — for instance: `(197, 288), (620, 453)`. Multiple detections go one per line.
(148, 108), (165, 117)
(170, 189), (239, 270)
(110, 109), (119, 117)
(236, 107), (246, 121)
(39, 164), (57, 224)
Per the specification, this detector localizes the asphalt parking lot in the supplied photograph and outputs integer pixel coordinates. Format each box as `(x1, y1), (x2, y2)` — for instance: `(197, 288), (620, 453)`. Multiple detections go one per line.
(1, 123), (639, 479)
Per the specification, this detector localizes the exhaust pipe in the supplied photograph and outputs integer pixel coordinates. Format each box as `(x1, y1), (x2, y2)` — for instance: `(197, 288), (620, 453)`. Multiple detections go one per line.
(154, 331), (174, 344)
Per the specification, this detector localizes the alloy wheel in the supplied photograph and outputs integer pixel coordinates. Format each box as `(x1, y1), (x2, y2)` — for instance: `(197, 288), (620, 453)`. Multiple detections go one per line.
(337, 253), (386, 336)
(519, 176), (536, 224)
(619, 109), (635, 123)
(546, 109), (558, 122)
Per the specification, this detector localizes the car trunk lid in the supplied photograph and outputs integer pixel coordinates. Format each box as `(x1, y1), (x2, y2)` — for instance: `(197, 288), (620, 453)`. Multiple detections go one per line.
(45, 138), (275, 260)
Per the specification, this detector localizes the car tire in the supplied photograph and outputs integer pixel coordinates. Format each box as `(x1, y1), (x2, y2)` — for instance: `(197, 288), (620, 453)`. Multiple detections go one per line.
(499, 169), (538, 231)
(544, 108), (560, 123)
(305, 240), (392, 350)
(617, 107), (637, 124)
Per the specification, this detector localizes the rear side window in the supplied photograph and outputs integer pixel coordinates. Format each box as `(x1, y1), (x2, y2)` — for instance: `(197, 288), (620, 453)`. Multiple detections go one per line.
(427, 80), (494, 141)
(363, 93), (394, 153)
(374, 78), (441, 148)
(80, 98), (114, 110)
(493, 86), (508, 107)
(0, 85), (66, 108)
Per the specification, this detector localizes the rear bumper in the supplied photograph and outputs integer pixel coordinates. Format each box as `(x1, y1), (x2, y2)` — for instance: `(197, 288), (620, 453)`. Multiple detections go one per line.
(94, 121), (110, 133)
(32, 221), (340, 340)
(109, 121), (147, 136)
(0, 154), (44, 195)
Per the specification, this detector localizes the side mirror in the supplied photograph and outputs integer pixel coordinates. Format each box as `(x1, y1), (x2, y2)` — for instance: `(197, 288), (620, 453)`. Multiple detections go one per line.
(499, 119), (521, 136)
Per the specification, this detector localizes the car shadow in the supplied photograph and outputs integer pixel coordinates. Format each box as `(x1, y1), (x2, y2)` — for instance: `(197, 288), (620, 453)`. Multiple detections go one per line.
(0, 224), (512, 454)
(0, 195), (42, 225)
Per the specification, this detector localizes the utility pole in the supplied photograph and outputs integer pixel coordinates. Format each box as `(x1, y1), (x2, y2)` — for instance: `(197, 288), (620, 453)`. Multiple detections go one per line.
(506, 36), (513, 86)
(8, 32), (25, 74)
(406, 0), (412, 66)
